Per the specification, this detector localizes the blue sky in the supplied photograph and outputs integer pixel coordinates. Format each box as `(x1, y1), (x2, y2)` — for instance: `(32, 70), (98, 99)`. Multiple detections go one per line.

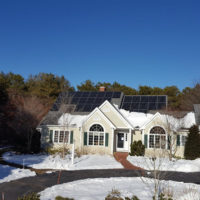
(0, 0), (200, 90)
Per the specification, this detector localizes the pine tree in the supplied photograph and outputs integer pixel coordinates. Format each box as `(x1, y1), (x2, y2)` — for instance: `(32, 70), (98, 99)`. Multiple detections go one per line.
(184, 125), (200, 160)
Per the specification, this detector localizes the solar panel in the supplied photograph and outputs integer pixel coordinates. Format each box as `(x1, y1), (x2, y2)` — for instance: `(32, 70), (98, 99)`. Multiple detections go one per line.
(120, 95), (167, 113)
(51, 91), (166, 113)
(113, 92), (121, 98)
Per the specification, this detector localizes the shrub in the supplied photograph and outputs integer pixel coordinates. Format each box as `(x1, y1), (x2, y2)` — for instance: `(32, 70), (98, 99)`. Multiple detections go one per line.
(105, 189), (123, 200)
(105, 189), (140, 200)
(184, 125), (200, 160)
(129, 141), (145, 156)
(125, 196), (140, 200)
(55, 196), (74, 200)
(46, 146), (70, 157)
(17, 192), (40, 200)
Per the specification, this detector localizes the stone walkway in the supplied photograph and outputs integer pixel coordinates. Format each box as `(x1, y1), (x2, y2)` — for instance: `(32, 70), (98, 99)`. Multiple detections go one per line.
(114, 152), (143, 170)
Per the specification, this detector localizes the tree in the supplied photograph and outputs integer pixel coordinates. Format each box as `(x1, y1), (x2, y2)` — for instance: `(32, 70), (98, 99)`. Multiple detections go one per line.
(163, 114), (183, 161)
(163, 86), (180, 110)
(180, 83), (200, 111)
(26, 73), (74, 100)
(184, 125), (200, 160)
(77, 80), (97, 91)
(7, 95), (49, 152)
(138, 86), (153, 95)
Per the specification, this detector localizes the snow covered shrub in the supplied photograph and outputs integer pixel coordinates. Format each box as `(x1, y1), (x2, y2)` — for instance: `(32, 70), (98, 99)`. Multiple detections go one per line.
(105, 189), (123, 200)
(184, 125), (200, 160)
(153, 193), (173, 200)
(179, 186), (200, 200)
(55, 196), (74, 200)
(130, 141), (145, 156)
(17, 192), (40, 200)
(124, 196), (140, 200)
(105, 189), (140, 200)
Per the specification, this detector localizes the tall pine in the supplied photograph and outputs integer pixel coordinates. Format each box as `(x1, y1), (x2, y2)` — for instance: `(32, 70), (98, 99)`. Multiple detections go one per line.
(184, 125), (200, 160)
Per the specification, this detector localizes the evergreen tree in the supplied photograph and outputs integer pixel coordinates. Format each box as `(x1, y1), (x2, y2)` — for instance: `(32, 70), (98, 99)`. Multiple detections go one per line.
(184, 125), (200, 160)
(77, 80), (97, 91)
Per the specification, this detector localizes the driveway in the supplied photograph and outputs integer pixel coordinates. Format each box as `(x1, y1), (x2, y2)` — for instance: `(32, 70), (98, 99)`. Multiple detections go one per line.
(0, 169), (200, 200)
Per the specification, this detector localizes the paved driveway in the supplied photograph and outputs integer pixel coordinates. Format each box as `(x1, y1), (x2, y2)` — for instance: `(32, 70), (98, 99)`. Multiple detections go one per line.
(0, 169), (200, 200)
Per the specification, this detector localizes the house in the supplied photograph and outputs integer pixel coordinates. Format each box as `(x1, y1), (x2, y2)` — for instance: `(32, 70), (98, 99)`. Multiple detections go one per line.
(38, 90), (196, 158)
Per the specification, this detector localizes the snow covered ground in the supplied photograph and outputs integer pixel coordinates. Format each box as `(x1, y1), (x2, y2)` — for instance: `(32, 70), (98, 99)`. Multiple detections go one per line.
(0, 164), (35, 183)
(40, 177), (200, 200)
(127, 156), (200, 172)
(3, 152), (123, 170)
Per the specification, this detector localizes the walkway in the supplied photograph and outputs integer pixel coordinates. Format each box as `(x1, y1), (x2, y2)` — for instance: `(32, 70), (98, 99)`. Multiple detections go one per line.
(114, 152), (143, 170)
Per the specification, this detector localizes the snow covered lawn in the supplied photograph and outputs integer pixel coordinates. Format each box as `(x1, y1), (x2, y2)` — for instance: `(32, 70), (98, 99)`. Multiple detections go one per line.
(3, 152), (123, 170)
(40, 177), (200, 200)
(0, 164), (35, 183)
(127, 156), (200, 172)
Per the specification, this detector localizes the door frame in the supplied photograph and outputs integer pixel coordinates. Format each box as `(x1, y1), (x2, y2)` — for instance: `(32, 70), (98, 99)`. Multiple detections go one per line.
(116, 132), (128, 152)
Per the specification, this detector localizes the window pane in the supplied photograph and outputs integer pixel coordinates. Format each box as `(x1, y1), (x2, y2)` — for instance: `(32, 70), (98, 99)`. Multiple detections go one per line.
(89, 132), (93, 145)
(161, 136), (166, 149)
(149, 135), (154, 148)
(59, 131), (64, 143)
(94, 133), (99, 145)
(182, 136), (187, 146)
(64, 131), (69, 143)
(99, 133), (104, 146)
(155, 135), (160, 148)
(54, 131), (58, 143)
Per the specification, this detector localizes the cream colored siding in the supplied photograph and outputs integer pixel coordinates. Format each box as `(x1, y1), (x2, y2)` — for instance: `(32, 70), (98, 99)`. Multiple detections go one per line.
(41, 126), (80, 151)
(133, 130), (142, 142)
(82, 111), (113, 155)
(100, 103), (128, 128)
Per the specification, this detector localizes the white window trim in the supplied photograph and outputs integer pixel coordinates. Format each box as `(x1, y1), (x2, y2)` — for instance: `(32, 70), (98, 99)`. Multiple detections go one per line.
(88, 131), (105, 146)
(53, 130), (70, 144)
(148, 134), (168, 149)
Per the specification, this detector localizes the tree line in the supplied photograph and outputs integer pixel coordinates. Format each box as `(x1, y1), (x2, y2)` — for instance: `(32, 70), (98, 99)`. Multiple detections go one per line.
(0, 72), (199, 152)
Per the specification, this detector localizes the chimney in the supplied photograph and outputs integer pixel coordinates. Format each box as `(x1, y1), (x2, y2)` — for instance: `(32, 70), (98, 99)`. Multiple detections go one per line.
(99, 86), (106, 92)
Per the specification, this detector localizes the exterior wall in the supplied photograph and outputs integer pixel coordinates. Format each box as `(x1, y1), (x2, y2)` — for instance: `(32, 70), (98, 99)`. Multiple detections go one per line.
(100, 103), (128, 128)
(41, 125), (81, 151)
(132, 130), (142, 142)
(82, 111), (114, 155)
(142, 115), (188, 158)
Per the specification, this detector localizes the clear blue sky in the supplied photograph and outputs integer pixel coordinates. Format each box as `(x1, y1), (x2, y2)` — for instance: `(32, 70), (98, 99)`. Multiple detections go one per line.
(0, 0), (200, 90)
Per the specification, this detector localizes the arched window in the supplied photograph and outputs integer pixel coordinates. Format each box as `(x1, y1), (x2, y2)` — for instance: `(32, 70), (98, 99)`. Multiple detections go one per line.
(89, 124), (104, 132)
(149, 126), (166, 149)
(89, 124), (104, 146)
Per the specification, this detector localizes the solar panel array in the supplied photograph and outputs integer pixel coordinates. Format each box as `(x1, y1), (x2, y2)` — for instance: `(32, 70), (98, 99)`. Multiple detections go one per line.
(51, 91), (167, 113)
(51, 91), (122, 112)
(120, 95), (167, 113)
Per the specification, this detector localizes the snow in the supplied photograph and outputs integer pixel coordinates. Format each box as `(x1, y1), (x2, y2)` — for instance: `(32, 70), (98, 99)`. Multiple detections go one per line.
(119, 109), (154, 127)
(40, 177), (200, 200)
(127, 156), (200, 172)
(3, 152), (123, 170)
(57, 102), (195, 129)
(0, 164), (35, 183)
(58, 113), (88, 127)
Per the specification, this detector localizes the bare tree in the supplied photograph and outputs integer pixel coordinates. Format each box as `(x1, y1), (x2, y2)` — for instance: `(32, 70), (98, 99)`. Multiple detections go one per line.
(7, 94), (49, 152)
(162, 114), (184, 161)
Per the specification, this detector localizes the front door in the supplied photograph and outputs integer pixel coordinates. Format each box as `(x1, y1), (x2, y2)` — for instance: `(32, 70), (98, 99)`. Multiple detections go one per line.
(116, 133), (128, 152)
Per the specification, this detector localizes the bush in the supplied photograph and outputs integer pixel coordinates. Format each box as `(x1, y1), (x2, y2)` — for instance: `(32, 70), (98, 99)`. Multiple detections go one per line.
(55, 196), (74, 200)
(184, 125), (200, 160)
(46, 146), (70, 157)
(17, 192), (40, 200)
(129, 141), (145, 156)
(105, 189), (140, 200)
